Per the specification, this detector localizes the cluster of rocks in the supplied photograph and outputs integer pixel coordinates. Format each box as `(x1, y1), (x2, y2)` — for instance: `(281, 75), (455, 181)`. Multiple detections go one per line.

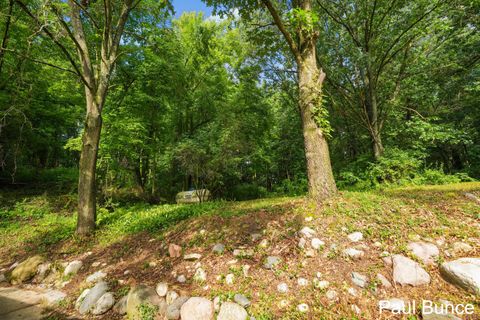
(93, 281), (251, 320)
(1, 223), (478, 319)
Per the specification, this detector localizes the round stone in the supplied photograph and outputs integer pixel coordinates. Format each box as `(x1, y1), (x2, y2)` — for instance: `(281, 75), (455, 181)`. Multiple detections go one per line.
(180, 297), (214, 320)
(277, 282), (288, 293)
(156, 282), (168, 297)
(297, 303), (309, 312)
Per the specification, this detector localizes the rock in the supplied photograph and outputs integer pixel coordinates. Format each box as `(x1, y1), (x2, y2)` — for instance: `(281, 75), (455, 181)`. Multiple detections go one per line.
(376, 273), (392, 289)
(351, 272), (368, 288)
(347, 232), (363, 242)
(166, 291), (179, 304)
(263, 256), (281, 269)
(326, 290), (338, 301)
(217, 302), (248, 320)
(343, 248), (364, 260)
(148, 261), (157, 267)
(225, 273), (234, 285)
(278, 299), (289, 308)
(464, 192), (480, 204)
(392, 254), (430, 286)
(298, 238), (307, 249)
(184, 253), (202, 261)
(297, 303), (309, 312)
(212, 244), (225, 254)
(378, 298), (405, 312)
(251, 233), (262, 242)
(347, 287), (357, 296)
(91, 261), (101, 267)
(76, 281), (109, 315)
(156, 282), (168, 297)
(126, 285), (167, 320)
(194, 268), (207, 282)
(113, 295), (128, 315)
(382, 255), (392, 266)
(299, 226), (316, 238)
(92, 292), (115, 315)
(10, 255), (44, 284)
(242, 265), (250, 277)
(177, 275), (186, 283)
(311, 238), (325, 249)
(439, 258), (480, 295)
(259, 239), (269, 248)
(64, 260), (83, 277)
(277, 282), (288, 293)
(0, 273), (6, 282)
(34, 263), (51, 283)
(407, 242), (439, 265)
(169, 244), (182, 258)
(452, 242), (473, 255)
(233, 249), (254, 258)
(234, 294), (250, 308)
(313, 279), (329, 289)
(305, 248), (315, 257)
(86, 270), (107, 283)
(180, 297), (214, 320)
(41, 289), (67, 306)
(166, 296), (189, 320)
(351, 304), (361, 315)
(297, 278), (308, 286)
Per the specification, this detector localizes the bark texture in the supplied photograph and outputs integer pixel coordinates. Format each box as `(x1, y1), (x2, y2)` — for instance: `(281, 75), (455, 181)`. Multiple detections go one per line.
(298, 44), (337, 200)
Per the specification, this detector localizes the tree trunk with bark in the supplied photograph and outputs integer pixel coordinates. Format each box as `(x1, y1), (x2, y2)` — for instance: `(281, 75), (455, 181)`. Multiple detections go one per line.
(298, 48), (337, 200)
(77, 97), (102, 235)
(262, 0), (337, 201)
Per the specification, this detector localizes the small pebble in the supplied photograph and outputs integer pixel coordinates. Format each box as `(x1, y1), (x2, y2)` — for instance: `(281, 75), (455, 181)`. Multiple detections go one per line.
(297, 303), (309, 312)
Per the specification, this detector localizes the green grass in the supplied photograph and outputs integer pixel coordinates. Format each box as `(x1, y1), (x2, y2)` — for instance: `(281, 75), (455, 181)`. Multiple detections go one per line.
(0, 182), (478, 264)
(0, 191), (294, 260)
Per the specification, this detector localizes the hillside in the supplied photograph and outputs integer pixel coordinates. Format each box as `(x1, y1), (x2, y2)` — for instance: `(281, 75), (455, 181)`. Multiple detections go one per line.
(0, 182), (479, 319)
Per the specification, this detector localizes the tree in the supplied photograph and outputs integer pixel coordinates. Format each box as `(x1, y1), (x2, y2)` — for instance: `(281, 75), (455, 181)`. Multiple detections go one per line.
(15, 0), (146, 235)
(205, 0), (337, 200)
(317, 0), (444, 159)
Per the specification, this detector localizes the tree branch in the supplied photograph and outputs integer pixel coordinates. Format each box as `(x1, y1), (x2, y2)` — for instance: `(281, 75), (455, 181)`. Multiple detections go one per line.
(14, 0), (92, 90)
(261, 0), (300, 62)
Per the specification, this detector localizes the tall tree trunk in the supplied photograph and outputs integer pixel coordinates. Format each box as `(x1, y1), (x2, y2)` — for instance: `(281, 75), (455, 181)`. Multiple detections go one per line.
(364, 56), (384, 160)
(77, 94), (102, 235)
(298, 47), (337, 200)
(368, 92), (384, 159)
(262, 0), (337, 200)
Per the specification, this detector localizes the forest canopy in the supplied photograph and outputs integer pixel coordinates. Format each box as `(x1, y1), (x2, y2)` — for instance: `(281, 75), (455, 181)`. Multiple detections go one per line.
(0, 0), (478, 208)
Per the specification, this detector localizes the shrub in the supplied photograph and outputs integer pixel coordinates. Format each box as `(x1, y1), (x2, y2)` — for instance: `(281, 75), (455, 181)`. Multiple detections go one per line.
(229, 183), (268, 201)
(273, 178), (308, 196)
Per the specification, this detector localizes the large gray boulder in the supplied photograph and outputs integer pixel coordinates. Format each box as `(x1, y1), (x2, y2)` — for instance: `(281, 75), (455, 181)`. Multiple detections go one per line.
(166, 296), (189, 320)
(440, 258), (480, 295)
(407, 242), (439, 265)
(217, 302), (248, 320)
(392, 254), (430, 286)
(180, 297), (214, 320)
(92, 292), (115, 315)
(75, 281), (109, 315)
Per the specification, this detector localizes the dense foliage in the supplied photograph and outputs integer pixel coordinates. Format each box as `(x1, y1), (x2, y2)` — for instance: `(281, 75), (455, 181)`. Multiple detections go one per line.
(0, 0), (478, 203)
